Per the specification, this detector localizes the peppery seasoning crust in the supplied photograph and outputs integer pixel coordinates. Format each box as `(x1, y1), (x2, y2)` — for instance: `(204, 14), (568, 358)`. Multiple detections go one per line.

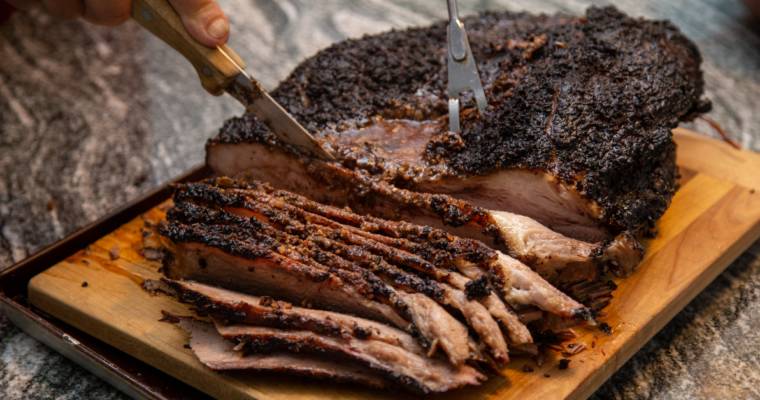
(209, 6), (708, 234)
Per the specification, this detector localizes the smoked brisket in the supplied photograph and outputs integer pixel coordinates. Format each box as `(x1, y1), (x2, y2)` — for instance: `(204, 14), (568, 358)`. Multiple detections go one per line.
(207, 6), (707, 241)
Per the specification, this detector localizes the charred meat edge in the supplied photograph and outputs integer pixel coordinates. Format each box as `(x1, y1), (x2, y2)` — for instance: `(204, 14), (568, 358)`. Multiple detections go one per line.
(209, 150), (644, 280)
(159, 279), (423, 353)
(159, 220), (474, 366)
(167, 198), (508, 362)
(170, 180), (594, 327)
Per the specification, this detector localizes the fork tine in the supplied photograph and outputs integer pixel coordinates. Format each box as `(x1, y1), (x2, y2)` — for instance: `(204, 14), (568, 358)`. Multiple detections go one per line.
(473, 86), (487, 111)
(449, 97), (460, 132)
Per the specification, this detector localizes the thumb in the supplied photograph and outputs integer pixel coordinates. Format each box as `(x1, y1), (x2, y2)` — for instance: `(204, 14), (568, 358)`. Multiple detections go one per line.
(167, 0), (229, 47)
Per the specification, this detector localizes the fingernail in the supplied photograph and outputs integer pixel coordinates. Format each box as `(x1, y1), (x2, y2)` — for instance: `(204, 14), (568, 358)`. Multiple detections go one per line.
(207, 18), (229, 40)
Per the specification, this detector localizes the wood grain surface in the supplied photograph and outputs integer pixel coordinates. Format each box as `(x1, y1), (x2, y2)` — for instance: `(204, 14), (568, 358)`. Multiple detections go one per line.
(26, 131), (760, 400)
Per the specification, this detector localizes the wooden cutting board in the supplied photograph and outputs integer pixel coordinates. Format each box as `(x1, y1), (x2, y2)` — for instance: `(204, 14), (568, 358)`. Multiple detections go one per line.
(27, 129), (760, 400)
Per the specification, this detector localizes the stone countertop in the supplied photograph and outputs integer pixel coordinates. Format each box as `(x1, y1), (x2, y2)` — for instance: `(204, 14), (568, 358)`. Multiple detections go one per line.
(1, 0), (759, 398)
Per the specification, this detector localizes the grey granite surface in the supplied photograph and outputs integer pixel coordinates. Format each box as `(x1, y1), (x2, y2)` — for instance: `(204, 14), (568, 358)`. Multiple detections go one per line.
(1, 0), (759, 398)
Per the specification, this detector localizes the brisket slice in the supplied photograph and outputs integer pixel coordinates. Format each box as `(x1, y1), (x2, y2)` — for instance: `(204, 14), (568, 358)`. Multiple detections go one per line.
(159, 226), (404, 326)
(449, 263), (531, 345)
(161, 279), (424, 354)
(170, 317), (393, 388)
(206, 6), (707, 242)
(166, 180), (593, 338)
(160, 215), (476, 366)
(213, 321), (485, 394)
(159, 282), (485, 393)
(489, 211), (644, 280)
(163, 200), (489, 365)
(172, 179), (595, 324)
(183, 194), (509, 360)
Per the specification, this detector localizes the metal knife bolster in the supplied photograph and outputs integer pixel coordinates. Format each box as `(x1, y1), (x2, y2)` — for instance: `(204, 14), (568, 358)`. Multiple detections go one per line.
(225, 73), (336, 161)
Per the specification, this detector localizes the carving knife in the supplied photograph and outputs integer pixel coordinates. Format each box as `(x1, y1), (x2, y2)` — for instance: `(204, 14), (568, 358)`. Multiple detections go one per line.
(131, 0), (335, 161)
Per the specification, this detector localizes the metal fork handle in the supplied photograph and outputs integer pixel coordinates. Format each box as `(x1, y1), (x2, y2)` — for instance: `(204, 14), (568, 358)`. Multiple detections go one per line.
(446, 0), (458, 20)
(447, 0), (467, 61)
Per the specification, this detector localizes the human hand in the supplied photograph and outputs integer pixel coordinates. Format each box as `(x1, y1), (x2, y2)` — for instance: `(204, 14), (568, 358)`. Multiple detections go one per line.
(3, 0), (229, 47)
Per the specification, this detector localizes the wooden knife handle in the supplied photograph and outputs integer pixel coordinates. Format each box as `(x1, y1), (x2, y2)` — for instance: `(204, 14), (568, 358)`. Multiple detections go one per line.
(131, 0), (245, 96)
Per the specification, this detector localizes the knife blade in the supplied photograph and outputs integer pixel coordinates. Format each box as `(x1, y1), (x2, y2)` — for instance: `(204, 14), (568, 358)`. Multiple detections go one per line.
(131, 0), (335, 161)
(217, 48), (335, 161)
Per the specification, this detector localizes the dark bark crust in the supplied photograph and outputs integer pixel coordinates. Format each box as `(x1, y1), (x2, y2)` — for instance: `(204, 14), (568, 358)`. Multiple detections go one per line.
(170, 179), (499, 272)
(166, 178), (593, 326)
(209, 6), (707, 234)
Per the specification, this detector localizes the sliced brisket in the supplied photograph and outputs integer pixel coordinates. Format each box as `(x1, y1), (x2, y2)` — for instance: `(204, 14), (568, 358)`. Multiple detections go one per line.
(172, 317), (393, 388)
(214, 322), (485, 394)
(160, 206), (477, 366)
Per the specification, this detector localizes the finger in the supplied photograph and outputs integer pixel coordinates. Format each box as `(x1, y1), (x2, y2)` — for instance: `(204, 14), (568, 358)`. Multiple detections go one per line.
(4, 0), (42, 12)
(167, 0), (229, 47)
(40, 0), (83, 21)
(81, 0), (130, 26)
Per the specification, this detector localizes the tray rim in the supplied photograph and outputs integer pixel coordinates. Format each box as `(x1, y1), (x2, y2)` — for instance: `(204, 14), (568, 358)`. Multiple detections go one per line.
(0, 164), (209, 400)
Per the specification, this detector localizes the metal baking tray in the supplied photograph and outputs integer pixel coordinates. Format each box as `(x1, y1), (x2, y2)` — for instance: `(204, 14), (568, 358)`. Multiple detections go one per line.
(0, 165), (211, 400)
